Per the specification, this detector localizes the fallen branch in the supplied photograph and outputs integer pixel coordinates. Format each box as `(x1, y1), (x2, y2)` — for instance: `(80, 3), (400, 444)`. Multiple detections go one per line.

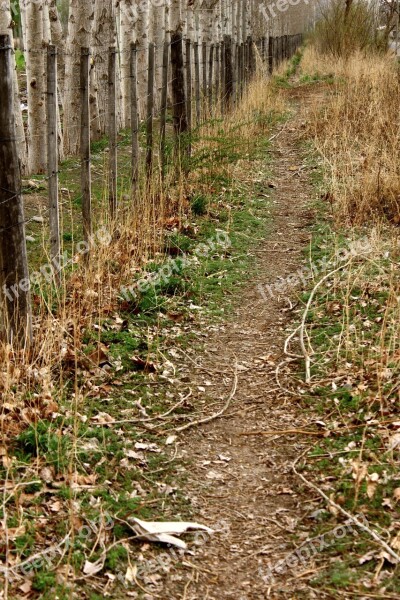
(240, 428), (324, 437)
(292, 459), (400, 564)
(285, 261), (352, 383)
(173, 367), (238, 434)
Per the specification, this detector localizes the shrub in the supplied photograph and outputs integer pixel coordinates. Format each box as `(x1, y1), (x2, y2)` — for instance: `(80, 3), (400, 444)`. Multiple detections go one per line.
(313, 0), (381, 58)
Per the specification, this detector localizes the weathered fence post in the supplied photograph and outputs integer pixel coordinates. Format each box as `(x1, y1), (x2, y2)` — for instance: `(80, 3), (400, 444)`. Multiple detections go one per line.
(202, 40), (207, 117)
(233, 42), (238, 105)
(108, 46), (117, 218)
(248, 36), (254, 79)
(220, 38), (225, 112)
(80, 47), (92, 247)
(194, 41), (201, 125)
(47, 44), (60, 286)
(268, 36), (273, 74)
(208, 43), (214, 113)
(160, 38), (169, 178)
(215, 42), (220, 108)
(223, 35), (233, 111)
(130, 42), (139, 191)
(146, 42), (155, 182)
(0, 34), (31, 344)
(170, 31), (188, 162)
(185, 39), (192, 156)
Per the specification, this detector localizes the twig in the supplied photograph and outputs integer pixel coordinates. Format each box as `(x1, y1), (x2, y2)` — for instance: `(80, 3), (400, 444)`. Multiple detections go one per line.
(289, 261), (352, 383)
(172, 366), (238, 433)
(292, 459), (400, 564)
(136, 390), (192, 423)
(240, 428), (324, 437)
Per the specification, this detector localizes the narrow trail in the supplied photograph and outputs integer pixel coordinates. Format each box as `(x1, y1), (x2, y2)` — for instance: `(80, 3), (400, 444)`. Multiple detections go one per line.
(164, 91), (320, 599)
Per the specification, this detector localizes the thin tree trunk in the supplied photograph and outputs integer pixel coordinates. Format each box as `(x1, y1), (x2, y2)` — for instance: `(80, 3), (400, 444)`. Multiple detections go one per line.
(0, 35), (31, 344)
(63, 0), (94, 155)
(0, 0), (27, 172)
(25, 0), (47, 173)
(92, 0), (117, 135)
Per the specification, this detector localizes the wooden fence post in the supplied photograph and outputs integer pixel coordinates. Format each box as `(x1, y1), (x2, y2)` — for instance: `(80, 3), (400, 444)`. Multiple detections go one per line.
(220, 38), (225, 112)
(215, 42), (220, 109)
(244, 37), (248, 83)
(237, 42), (243, 98)
(160, 37), (169, 177)
(146, 42), (155, 182)
(108, 46), (117, 218)
(202, 41), (207, 117)
(223, 35), (233, 111)
(194, 41), (201, 125)
(185, 39), (192, 156)
(130, 42), (139, 191)
(80, 47), (92, 247)
(170, 31), (188, 161)
(0, 34), (31, 344)
(268, 36), (273, 74)
(232, 43), (238, 105)
(248, 36), (254, 79)
(208, 43), (214, 113)
(47, 44), (60, 286)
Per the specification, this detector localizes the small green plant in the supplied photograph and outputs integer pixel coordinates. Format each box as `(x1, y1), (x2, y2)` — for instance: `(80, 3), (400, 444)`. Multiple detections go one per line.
(191, 194), (209, 216)
(32, 571), (57, 593)
(15, 49), (25, 71)
(16, 421), (71, 470)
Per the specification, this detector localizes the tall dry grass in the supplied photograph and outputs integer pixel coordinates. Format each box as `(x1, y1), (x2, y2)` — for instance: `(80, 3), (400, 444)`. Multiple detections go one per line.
(0, 72), (285, 432)
(303, 46), (400, 225)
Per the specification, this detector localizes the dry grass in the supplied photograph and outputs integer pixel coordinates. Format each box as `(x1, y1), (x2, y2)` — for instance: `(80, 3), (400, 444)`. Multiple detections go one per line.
(302, 46), (400, 225)
(0, 71), (284, 437)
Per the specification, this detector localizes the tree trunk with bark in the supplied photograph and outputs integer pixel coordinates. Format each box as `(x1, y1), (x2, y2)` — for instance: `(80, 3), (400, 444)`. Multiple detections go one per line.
(63, 0), (94, 155)
(25, 0), (47, 173)
(92, 0), (117, 135)
(0, 0), (27, 172)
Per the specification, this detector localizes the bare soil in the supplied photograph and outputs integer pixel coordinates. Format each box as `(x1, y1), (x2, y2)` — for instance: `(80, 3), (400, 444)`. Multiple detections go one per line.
(161, 96), (321, 599)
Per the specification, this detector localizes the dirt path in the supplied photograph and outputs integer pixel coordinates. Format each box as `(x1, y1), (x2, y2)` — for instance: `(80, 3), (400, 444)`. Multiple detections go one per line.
(162, 97), (319, 599)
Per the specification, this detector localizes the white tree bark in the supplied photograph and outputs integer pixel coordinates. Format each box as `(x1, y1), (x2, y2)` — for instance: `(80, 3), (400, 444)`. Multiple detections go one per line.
(25, 0), (47, 173)
(48, 0), (65, 96)
(63, 0), (94, 155)
(92, 0), (117, 135)
(0, 0), (27, 171)
(136, 0), (150, 118)
(150, 0), (166, 108)
(170, 0), (181, 33)
(119, 0), (136, 128)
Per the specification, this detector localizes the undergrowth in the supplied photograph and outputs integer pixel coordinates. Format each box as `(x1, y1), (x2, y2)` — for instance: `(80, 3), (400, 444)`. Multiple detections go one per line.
(0, 74), (284, 598)
(284, 48), (400, 597)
